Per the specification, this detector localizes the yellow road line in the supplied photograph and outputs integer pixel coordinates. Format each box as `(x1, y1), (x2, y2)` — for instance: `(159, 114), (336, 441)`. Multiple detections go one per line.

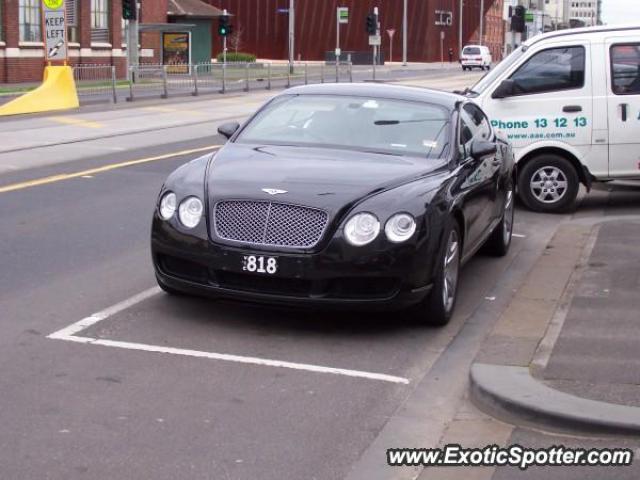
(0, 145), (220, 194)
(49, 116), (104, 129)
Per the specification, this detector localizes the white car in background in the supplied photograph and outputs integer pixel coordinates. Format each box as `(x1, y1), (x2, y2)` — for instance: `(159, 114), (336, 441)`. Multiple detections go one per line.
(461, 45), (492, 71)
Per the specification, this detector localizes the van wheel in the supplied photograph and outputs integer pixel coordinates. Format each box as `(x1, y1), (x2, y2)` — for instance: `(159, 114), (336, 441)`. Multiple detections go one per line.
(517, 154), (579, 213)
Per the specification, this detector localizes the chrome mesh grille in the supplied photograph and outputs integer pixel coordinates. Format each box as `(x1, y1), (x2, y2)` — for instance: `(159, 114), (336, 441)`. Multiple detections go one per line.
(214, 201), (328, 248)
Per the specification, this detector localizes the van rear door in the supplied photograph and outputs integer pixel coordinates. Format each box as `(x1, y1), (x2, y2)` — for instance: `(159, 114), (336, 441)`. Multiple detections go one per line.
(606, 38), (640, 177)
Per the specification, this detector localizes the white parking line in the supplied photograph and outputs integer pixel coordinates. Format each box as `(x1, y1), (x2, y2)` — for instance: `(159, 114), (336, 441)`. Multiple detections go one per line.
(47, 287), (410, 385)
(513, 233), (527, 238)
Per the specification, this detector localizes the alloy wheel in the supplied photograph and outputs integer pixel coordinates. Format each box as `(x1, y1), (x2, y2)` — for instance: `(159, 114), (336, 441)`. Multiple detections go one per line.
(530, 166), (568, 204)
(442, 229), (460, 313)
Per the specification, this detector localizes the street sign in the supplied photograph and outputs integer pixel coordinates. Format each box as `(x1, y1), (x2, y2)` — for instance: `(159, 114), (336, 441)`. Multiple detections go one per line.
(386, 28), (396, 38)
(43, 0), (67, 62)
(435, 10), (453, 26)
(335, 48), (341, 57)
(338, 7), (349, 24)
(369, 35), (381, 46)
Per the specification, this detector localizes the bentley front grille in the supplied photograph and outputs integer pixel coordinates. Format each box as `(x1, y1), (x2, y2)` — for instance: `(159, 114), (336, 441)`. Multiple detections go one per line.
(214, 201), (328, 248)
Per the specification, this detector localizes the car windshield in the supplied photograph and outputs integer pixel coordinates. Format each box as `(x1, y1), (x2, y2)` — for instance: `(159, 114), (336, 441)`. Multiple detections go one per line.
(470, 46), (527, 95)
(463, 47), (481, 55)
(235, 94), (451, 158)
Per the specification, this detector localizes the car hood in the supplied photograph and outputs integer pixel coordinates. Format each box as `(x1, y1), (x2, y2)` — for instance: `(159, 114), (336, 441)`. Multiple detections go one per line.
(207, 143), (447, 212)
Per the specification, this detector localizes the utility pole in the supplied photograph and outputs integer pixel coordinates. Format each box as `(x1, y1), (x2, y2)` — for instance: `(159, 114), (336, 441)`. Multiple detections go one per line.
(402, 0), (407, 66)
(288, 0), (295, 72)
(479, 0), (484, 45)
(458, 0), (463, 58)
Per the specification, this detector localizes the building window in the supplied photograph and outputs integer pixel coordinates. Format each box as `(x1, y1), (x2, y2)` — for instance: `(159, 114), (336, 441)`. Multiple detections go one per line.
(67, 0), (78, 43)
(19, 0), (42, 42)
(91, 0), (110, 43)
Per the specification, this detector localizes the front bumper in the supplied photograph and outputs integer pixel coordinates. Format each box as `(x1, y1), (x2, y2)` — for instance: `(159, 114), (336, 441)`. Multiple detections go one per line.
(151, 218), (436, 311)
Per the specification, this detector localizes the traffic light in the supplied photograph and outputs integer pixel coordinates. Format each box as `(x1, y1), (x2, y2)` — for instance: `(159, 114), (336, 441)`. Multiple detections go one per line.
(218, 15), (231, 37)
(366, 13), (377, 35)
(122, 0), (137, 21)
(511, 5), (526, 33)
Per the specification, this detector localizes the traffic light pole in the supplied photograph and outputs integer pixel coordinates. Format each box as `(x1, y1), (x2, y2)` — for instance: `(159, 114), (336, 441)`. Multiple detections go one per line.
(288, 0), (295, 74)
(373, 7), (379, 81)
(126, 7), (139, 81)
(402, 0), (407, 66)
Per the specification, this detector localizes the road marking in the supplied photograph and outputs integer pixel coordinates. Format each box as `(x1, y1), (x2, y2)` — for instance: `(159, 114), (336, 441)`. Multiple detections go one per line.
(49, 116), (104, 129)
(512, 233), (527, 238)
(0, 145), (220, 194)
(48, 287), (410, 385)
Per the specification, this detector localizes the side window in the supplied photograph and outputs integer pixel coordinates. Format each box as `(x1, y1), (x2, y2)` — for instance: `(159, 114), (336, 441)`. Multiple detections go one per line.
(460, 115), (475, 158)
(462, 104), (491, 141)
(610, 44), (640, 95)
(509, 46), (585, 95)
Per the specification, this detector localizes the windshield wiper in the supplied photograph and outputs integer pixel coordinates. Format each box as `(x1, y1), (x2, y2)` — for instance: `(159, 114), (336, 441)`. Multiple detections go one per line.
(374, 118), (444, 125)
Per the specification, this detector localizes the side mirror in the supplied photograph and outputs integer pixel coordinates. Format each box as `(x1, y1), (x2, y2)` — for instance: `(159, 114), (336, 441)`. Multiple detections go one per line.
(217, 121), (240, 139)
(470, 141), (497, 159)
(491, 79), (515, 99)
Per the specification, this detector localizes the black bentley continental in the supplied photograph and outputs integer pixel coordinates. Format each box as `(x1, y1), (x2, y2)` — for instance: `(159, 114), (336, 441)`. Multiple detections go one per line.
(151, 84), (515, 325)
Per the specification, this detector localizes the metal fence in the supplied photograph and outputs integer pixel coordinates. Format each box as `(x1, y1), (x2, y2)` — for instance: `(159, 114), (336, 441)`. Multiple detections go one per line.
(72, 61), (353, 104)
(127, 61), (353, 101)
(73, 65), (117, 104)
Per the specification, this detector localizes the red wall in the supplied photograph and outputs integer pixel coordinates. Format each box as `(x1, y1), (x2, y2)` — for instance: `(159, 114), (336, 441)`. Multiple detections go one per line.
(206, 0), (501, 62)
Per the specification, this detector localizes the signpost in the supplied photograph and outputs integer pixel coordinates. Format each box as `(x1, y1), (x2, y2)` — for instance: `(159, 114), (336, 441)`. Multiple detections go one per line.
(386, 29), (396, 63)
(336, 7), (348, 64)
(42, 0), (67, 63)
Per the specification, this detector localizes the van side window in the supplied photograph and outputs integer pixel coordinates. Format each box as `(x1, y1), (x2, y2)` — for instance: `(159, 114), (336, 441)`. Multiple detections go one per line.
(610, 44), (640, 95)
(509, 46), (585, 95)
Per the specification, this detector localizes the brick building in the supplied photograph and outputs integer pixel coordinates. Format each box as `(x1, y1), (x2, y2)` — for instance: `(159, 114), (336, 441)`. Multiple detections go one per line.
(204, 0), (505, 63)
(0, 0), (221, 83)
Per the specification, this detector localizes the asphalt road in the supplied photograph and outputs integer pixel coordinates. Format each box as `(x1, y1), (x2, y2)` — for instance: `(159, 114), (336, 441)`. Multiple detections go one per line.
(1, 71), (636, 480)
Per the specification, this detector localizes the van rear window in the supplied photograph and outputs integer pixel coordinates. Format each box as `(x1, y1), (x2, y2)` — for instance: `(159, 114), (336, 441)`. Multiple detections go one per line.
(463, 47), (481, 55)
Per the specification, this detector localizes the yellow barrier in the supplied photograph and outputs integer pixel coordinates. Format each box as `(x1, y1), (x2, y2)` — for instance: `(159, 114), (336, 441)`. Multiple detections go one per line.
(0, 66), (80, 116)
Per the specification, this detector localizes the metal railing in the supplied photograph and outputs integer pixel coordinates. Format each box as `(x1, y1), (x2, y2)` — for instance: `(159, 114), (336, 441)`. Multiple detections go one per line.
(72, 61), (354, 104)
(73, 64), (117, 104)
(126, 61), (353, 101)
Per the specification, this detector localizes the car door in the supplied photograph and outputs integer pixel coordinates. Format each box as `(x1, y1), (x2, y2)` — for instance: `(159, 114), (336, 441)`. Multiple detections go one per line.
(457, 104), (501, 254)
(480, 43), (593, 158)
(606, 39), (640, 178)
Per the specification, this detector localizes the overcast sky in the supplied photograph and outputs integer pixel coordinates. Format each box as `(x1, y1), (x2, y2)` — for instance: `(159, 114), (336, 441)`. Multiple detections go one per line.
(602, 0), (638, 25)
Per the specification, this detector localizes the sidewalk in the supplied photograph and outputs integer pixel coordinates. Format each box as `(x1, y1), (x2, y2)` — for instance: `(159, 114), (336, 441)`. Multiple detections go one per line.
(471, 219), (640, 435)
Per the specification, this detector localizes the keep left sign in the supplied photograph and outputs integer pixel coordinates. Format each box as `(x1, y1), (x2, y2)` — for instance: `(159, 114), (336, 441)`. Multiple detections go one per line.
(43, 0), (67, 61)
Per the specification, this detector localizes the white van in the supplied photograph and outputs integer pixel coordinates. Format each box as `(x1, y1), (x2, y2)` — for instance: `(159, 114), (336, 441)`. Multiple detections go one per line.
(461, 45), (492, 71)
(465, 25), (640, 212)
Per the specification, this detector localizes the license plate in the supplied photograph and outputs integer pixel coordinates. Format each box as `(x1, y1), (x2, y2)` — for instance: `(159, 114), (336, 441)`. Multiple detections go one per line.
(241, 255), (278, 275)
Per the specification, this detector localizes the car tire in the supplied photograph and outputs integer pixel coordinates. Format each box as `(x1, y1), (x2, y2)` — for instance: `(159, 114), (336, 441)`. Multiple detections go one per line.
(484, 187), (514, 257)
(408, 222), (461, 327)
(517, 154), (580, 213)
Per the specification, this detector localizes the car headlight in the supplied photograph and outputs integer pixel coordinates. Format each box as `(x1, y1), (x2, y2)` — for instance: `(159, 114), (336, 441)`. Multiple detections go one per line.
(344, 212), (380, 246)
(385, 213), (417, 243)
(159, 192), (176, 220)
(178, 197), (203, 228)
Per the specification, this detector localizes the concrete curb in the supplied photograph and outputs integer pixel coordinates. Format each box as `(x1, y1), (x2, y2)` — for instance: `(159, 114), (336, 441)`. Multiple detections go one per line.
(470, 363), (640, 436)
